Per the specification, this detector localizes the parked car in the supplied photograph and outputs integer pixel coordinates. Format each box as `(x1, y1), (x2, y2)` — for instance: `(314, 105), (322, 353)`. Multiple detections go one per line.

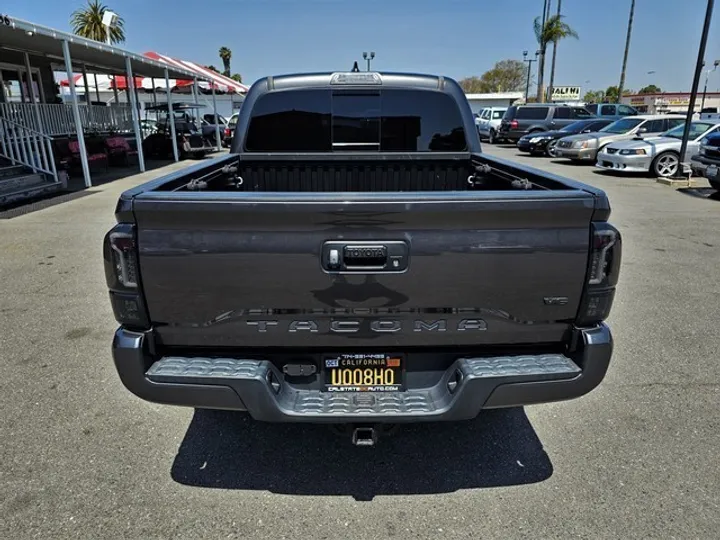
(498, 104), (595, 142)
(476, 107), (508, 143)
(222, 113), (239, 147)
(554, 115), (686, 163)
(584, 103), (638, 120)
(517, 118), (614, 157)
(691, 130), (720, 190)
(103, 70), (621, 445)
(597, 121), (720, 178)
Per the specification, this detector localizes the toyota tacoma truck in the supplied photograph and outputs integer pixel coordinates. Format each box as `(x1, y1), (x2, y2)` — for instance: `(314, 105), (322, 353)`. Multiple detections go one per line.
(104, 71), (621, 445)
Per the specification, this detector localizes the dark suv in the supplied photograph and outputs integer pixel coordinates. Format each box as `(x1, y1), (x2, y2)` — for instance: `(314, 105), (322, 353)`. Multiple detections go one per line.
(499, 104), (595, 142)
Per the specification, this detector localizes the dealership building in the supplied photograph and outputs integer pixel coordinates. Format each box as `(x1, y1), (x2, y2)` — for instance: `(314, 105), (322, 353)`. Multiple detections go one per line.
(621, 92), (720, 114)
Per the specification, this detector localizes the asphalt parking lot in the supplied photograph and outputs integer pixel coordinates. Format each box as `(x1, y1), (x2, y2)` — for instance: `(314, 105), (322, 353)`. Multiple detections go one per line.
(1, 148), (719, 539)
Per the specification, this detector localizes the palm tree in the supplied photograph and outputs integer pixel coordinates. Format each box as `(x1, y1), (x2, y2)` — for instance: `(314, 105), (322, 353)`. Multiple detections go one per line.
(617, 0), (636, 103)
(219, 47), (232, 77)
(70, 0), (125, 43)
(534, 13), (577, 102)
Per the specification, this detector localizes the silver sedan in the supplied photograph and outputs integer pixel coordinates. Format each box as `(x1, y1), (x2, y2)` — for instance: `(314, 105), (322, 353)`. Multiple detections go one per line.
(595, 122), (720, 177)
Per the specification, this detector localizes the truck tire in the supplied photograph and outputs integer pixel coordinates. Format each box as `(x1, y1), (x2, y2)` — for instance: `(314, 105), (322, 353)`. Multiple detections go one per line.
(708, 178), (720, 191)
(651, 151), (680, 178)
(488, 129), (497, 144)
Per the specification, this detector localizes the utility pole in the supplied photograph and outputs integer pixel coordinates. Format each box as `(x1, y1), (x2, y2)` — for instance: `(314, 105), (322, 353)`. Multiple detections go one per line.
(674, 0), (715, 180)
(617, 0), (635, 103)
(523, 50), (539, 102)
(362, 51), (375, 72)
(548, 0), (562, 100)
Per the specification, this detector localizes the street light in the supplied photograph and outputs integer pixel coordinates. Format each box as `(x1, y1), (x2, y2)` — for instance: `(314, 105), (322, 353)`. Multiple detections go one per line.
(101, 10), (118, 45)
(523, 50), (540, 102)
(362, 51), (375, 72)
(700, 60), (720, 110)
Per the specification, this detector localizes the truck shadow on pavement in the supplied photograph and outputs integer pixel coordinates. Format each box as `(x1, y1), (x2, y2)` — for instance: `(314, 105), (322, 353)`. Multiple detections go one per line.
(170, 407), (553, 501)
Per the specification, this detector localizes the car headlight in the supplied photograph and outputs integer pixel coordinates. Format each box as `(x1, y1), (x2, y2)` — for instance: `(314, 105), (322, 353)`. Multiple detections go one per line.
(619, 148), (647, 155)
(573, 140), (591, 149)
(529, 136), (546, 143)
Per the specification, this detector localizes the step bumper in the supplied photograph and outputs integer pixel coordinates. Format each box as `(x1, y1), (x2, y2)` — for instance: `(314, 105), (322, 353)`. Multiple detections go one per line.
(112, 324), (612, 422)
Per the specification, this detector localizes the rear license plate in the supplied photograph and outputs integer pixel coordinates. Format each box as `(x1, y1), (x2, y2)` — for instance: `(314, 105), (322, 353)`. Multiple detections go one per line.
(707, 165), (718, 178)
(323, 353), (404, 392)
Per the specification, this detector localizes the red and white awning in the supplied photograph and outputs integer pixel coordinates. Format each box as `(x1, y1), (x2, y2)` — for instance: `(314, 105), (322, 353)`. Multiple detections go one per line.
(59, 51), (248, 94)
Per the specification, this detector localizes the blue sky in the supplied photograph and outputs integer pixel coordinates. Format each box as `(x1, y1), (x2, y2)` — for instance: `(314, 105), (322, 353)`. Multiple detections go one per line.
(4, 0), (720, 93)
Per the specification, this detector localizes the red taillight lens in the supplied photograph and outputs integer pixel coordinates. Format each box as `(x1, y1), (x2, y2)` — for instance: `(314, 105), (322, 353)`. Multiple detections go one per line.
(576, 223), (622, 326)
(224, 128), (231, 137)
(510, 120), (519, 129)
(104, 224), (149, 329)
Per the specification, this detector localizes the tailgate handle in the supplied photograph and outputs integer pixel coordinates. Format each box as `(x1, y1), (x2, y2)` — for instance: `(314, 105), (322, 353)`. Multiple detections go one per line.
(322, 241), (409, 273)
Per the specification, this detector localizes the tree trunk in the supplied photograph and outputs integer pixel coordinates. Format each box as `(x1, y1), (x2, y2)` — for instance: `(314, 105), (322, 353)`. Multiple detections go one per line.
(536, 0), (551, 102)
(536, 47), (547, 102)
(617, 0), (635, 103)
(548, 0), (562, 101)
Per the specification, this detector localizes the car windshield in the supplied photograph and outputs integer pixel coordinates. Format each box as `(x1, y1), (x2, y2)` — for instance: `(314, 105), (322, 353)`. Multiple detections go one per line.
(663, 122), (712, 140)
(561, 121), (591, 132)
(492, 110), (505, 119)
(599, 118), (644, 134)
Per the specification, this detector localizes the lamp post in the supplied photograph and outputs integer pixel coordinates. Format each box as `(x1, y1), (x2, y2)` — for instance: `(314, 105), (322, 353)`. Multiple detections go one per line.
(700, 60), (720, 111)
(523, 50), (539, 102)
(362, 51), (375, 72)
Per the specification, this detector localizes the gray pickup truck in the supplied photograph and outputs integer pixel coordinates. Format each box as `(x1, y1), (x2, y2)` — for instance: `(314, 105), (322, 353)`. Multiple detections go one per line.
(104, 71), (621, 445)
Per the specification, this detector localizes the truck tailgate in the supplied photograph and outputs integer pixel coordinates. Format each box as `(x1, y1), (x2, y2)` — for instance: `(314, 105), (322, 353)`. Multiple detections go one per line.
(132, 191), (595, 348)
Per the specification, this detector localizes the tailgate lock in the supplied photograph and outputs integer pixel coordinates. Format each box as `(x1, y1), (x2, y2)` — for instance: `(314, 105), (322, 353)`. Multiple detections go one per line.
(321, 241), (409, 273)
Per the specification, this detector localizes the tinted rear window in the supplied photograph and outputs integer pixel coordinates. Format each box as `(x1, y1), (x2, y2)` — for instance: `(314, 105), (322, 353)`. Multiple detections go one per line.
(245, 89), (467, 152)
(514, 107), (549, 120)
(585, 104), (598, 114)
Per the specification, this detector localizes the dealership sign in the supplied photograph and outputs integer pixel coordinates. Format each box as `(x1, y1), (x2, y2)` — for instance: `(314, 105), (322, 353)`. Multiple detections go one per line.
(549, 86), (581, 101)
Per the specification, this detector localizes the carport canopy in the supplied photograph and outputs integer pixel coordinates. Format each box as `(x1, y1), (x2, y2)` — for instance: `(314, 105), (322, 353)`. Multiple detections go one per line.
(0, 16), (200, 79)
(0, 15), (218, 187)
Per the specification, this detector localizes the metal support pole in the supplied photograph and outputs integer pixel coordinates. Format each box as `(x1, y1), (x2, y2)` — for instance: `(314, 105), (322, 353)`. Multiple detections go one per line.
(211, 83), (221, 150)
(151, 77), (157, 105)
(93, 73), (101, 103)
(125, 57), (146, 172)
(36, 68), (46, 103)
(18, 70), (26, 102)
(525, 62), (532, 101)
(23, 53), (36, 104)
(112, 76), (119, 104)
(0, 69), (6, 103)
(192, 77), (199, 130)
(676, 0), (714, 179)
(81, 65), (90, 103)
(164, 68), (179, 162)
(62, 40), (92, 188)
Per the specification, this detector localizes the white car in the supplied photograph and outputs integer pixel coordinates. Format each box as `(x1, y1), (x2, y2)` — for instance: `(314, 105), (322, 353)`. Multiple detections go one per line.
(476, 107), (507, 144)
(595, 121), (720, 178)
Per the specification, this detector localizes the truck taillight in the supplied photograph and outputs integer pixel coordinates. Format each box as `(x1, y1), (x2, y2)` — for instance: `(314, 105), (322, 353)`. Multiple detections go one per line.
(104, 224), (149, 329)
(224, 127), (231, 137)
(510, 120), (519, 129)
(576, 223), (622, 327)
